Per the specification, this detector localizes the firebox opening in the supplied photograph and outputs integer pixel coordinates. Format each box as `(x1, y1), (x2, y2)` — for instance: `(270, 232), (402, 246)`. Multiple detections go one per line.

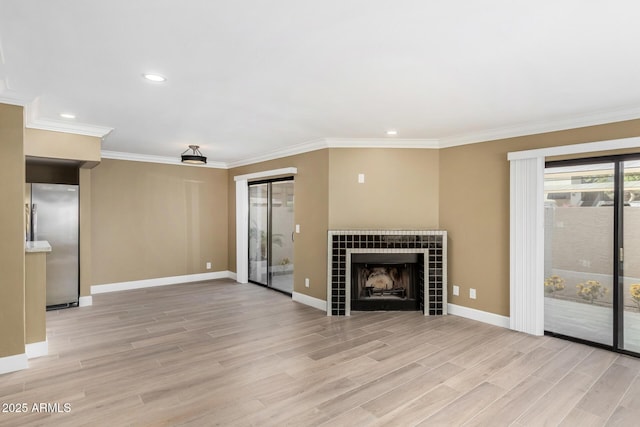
(351, 253), (422, 311)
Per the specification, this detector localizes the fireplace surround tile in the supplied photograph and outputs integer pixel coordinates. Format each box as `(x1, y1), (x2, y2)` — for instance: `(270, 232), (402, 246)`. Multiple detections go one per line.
(327, 230), (447, 316)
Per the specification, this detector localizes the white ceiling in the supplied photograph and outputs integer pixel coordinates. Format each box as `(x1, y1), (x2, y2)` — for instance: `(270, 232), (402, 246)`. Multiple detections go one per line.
(2, 1), (640, 167)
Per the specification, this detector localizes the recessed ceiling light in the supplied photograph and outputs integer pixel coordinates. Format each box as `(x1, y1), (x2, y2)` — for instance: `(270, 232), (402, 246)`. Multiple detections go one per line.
(59, 113), (76, 119)
(143, 73), (166, 82)
(386, 129), (398, 136)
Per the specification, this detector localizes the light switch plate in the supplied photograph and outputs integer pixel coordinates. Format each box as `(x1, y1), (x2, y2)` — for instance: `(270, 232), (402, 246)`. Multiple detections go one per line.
(470, 288), (476, 299)
(358, 173), (365, 183)
(453, 285), (459, 296)
(295, 224), (300, 233)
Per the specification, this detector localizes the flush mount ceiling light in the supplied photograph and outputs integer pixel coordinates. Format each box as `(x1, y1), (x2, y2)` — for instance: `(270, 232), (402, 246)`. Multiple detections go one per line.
(143, 73), (166, 82)
(181, 145), (207, 165)
(386, 129), (398, 136)
(59, 113), (76, 119)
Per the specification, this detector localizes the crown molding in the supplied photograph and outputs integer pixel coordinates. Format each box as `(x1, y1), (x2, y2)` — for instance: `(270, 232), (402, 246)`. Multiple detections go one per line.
(225, 137), (439, 168)
(439, 105), (640, 148)
(0, 94), (30, 106)
(100, 150), (227, 169)
(27, 118), (113, 138)
(0, 96), (114, 137)
(104, 137), (439, 170)
(0, 77), (32, 106)
(225, 138), (328, 168)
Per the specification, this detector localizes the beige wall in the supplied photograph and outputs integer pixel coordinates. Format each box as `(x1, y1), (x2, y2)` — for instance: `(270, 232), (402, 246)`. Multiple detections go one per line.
(228, 150), (330, 300)
(440, 119), (640, 317)
(25, 128), (101, 167)
(79, 169), (92, 296)
(228, 147), (439, 301)
(328, 148), (439, 229)
(25, 252), (47, 344)
(91, 159), (228, 285)
(0, 103), (26, 359)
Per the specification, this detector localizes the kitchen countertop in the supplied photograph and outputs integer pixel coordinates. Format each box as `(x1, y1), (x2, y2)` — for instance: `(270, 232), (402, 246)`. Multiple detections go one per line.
(25, 240), (52, 253)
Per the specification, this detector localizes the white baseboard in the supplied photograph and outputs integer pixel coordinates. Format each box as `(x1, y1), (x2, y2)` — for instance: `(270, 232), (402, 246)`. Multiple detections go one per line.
(0, 353), (28, 375)
(292, 291), (327, 312)
(25, 340), (48, 359)
(229, 271), (238, 281)
(448, 303), (510, 329)
(79, 296), (93, 307)
(91, 271), (235, 294)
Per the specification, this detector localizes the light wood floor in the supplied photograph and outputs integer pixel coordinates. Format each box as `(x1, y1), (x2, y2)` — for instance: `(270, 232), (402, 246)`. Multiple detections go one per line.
(2, 280), (640, 426)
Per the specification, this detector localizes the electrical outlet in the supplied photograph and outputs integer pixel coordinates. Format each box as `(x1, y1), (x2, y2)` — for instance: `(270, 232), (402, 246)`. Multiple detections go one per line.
(470, 288), (476, 299)
(453, 285), (459, 296)
(206, 262), (211, 270)
(305, 278), (310, 288)
(358, 173), (365, 183)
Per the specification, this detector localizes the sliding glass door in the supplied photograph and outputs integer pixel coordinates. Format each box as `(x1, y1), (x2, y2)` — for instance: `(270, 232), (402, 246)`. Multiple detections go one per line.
(544, 156), (640, 356)
(622, 160), (640, 353)
(248, 178), (294, 294)
(249, 183), (269, 285)
(269, 180), (295, 293)
(544, 162), (615, 346)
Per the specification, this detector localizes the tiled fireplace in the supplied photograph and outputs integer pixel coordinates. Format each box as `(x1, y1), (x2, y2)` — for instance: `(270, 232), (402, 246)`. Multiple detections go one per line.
(327, 230), (447, 316)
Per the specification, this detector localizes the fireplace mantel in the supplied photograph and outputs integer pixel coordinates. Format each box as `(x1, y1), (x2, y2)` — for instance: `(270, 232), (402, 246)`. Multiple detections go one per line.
(327, 230), (447, 316)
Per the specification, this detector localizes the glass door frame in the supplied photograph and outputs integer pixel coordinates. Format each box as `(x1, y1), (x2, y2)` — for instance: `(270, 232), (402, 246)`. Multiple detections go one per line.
(545, 153), (640, 358)
(247, 176), (294, 296)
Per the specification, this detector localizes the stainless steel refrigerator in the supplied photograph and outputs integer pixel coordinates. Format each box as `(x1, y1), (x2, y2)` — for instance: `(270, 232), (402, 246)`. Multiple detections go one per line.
(28, 183), (79, 308)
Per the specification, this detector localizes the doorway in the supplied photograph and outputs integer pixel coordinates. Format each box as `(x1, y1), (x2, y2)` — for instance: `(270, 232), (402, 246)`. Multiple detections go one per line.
(248, 178), (294, 294)
(544, 155), (640, 356)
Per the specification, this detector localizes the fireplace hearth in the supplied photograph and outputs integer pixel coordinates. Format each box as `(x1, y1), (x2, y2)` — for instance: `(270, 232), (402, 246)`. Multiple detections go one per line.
(327, 230), (447, 316)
